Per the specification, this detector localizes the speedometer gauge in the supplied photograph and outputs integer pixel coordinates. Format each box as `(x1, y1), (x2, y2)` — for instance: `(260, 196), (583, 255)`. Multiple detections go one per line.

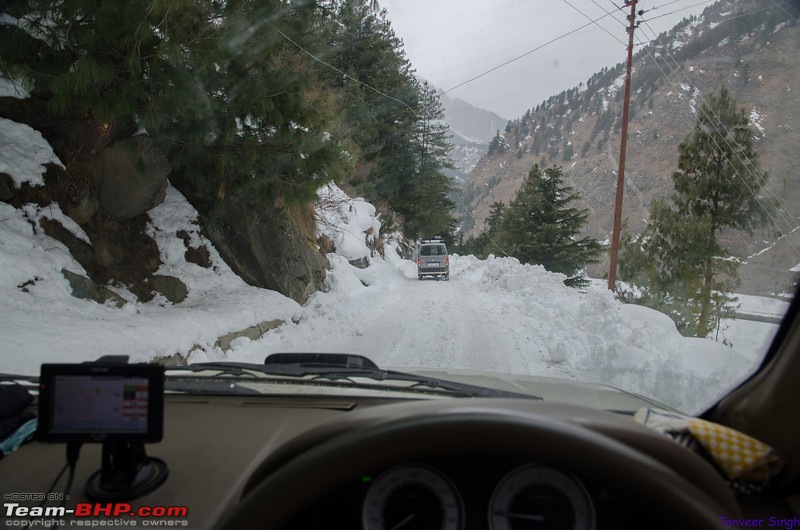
(488, 465), (595, 530)
(362, 464), (464, 530)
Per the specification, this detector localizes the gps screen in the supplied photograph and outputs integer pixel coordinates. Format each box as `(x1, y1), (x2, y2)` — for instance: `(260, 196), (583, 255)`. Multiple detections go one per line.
(50, 375), (150, 434)
(38, 363), (164, 442)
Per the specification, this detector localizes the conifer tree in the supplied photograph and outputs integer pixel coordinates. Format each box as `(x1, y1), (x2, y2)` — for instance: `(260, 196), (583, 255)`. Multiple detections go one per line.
(400, 81), (456, 239)
(467, 201), (506, 259)
(620, 87), (768, 337)
(500, 164), (603, 287)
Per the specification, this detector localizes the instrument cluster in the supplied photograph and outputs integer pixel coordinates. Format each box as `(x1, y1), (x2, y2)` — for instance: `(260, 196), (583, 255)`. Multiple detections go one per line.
(284, 457), (644, 530)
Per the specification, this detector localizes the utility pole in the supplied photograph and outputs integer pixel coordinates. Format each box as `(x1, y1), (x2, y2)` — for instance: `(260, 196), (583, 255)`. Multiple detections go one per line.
(608, 0), (639, 292)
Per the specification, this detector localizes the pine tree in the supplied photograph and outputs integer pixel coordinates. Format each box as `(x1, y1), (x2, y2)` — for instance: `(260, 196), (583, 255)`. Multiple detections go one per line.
(468, 201), (506, 259)
(500, 164), (603, 287)
(620, 87), (768, 337)
(488, 130), (509, 156)
(400, 81), (456, 239)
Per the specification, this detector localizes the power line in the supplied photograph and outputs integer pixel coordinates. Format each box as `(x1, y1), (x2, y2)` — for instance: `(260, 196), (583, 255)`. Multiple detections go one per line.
(644, 0), (686, 13)
(274, 28), (419, 118)
(643, 0), (716, 22)
(767, 0), (799, 20)
(594, 0), (630, 28)
(442, 10), (621, 96)
(564, 0), (628, 46)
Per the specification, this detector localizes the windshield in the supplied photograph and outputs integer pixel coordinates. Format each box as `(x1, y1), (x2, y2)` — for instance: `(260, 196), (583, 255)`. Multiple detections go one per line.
(1, 0), (798, 415)
(420, 244), (447, 257)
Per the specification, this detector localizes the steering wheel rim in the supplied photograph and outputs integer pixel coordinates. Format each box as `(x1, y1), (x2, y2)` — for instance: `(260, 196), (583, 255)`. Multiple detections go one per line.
(216, 405), (727, 530)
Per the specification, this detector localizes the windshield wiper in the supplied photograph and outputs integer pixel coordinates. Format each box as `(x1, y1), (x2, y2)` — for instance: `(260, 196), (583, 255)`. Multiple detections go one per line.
(0, 374), (39, 390)
(175, 354), (542, 400)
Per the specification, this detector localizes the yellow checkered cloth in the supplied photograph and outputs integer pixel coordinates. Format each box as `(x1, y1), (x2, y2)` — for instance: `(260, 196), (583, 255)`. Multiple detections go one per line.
(687, 418), (783, 483)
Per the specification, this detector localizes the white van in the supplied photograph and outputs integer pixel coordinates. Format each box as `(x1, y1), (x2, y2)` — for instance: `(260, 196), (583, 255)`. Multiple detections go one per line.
(417, 238), (449, 280)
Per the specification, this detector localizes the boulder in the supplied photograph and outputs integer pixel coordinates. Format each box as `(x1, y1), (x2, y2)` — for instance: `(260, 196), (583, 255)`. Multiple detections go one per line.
(349, 256), (370, 269)
(39, 218), (93, 272)
(90, 136), (169, 221)
(148, 275), (188, 304)
(63, 186), (98, 226)
(88, 215), (161, 285)
(0, 173), (12, 201)
(61, 269), (127, 308)
(206, 194), (327, 304)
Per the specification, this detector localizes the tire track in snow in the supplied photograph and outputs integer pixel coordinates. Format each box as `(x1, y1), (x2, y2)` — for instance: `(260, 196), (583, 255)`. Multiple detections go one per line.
(336, 273), (531, 374)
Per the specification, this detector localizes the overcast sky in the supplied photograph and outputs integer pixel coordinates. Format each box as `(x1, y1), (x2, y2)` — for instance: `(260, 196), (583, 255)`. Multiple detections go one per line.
(380, 0), (715, 119)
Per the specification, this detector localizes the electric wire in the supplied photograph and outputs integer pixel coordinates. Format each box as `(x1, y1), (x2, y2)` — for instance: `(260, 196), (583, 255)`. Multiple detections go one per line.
(643, 0), (717, 22)
(274, 28), (419, 118)
(563, 0), (628, 46)
(634, 6), (788, 202)
(442, 10), (621, 96)
(441, 4), (635, 255)
(593, 0), (629, 28)
(646, 0), (684, 12)
(767, 0), (800, 19)
(33, 443), (80, 529)
(276, 7), (621, 258)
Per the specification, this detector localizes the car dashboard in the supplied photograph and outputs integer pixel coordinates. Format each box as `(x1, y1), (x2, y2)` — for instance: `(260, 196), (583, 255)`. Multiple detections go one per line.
(2, 388), (771, 530)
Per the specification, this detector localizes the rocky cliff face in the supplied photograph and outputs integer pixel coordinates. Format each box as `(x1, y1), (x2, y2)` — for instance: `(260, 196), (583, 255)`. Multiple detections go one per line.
(206, 193), (327, 304)
(459, 1), (800, 295)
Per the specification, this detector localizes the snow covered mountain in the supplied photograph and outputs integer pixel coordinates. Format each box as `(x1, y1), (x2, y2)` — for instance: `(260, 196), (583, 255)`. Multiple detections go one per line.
(436, 89), (506, 181)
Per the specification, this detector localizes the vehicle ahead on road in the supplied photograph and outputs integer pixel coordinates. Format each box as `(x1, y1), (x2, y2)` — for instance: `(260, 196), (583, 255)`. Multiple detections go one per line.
(417, 238), (450, 281)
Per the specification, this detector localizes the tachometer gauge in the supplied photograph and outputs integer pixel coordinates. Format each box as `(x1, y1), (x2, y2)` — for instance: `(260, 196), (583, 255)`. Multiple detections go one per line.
(362, 464), (464, 530)
(488, 465), (595, 530)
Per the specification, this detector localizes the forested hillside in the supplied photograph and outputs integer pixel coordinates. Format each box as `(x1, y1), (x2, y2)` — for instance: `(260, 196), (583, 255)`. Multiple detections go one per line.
(459, 0), (800, 295)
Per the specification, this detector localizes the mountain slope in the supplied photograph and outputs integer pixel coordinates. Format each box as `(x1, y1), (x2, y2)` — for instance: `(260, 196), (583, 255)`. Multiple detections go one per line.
(459, 0), (800, 295)
(437, 90), (507, 181)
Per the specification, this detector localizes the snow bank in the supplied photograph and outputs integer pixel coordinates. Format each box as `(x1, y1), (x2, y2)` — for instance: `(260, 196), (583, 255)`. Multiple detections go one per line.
(0, 117), (64, 187)
(452, 255), (759, 412)
(0, 77), (30, 99)
(317, 183), (381, 262)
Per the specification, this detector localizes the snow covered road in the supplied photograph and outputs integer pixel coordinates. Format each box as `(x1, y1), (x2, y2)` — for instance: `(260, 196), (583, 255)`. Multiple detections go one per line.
(228, 251), (767, 414)
(333, 274), (529, 374)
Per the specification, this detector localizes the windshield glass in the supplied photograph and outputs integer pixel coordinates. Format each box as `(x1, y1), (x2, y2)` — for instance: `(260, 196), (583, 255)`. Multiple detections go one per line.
(420, 244), (447, 257)
(1, 0), (798, 415)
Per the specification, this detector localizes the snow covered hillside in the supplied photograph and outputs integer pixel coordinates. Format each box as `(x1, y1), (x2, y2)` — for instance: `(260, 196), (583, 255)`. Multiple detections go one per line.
(0, 155), (782, 413)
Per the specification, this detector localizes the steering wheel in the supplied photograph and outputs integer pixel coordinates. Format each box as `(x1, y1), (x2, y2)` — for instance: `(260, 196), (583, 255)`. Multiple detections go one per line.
(215, 401), (730, 529)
